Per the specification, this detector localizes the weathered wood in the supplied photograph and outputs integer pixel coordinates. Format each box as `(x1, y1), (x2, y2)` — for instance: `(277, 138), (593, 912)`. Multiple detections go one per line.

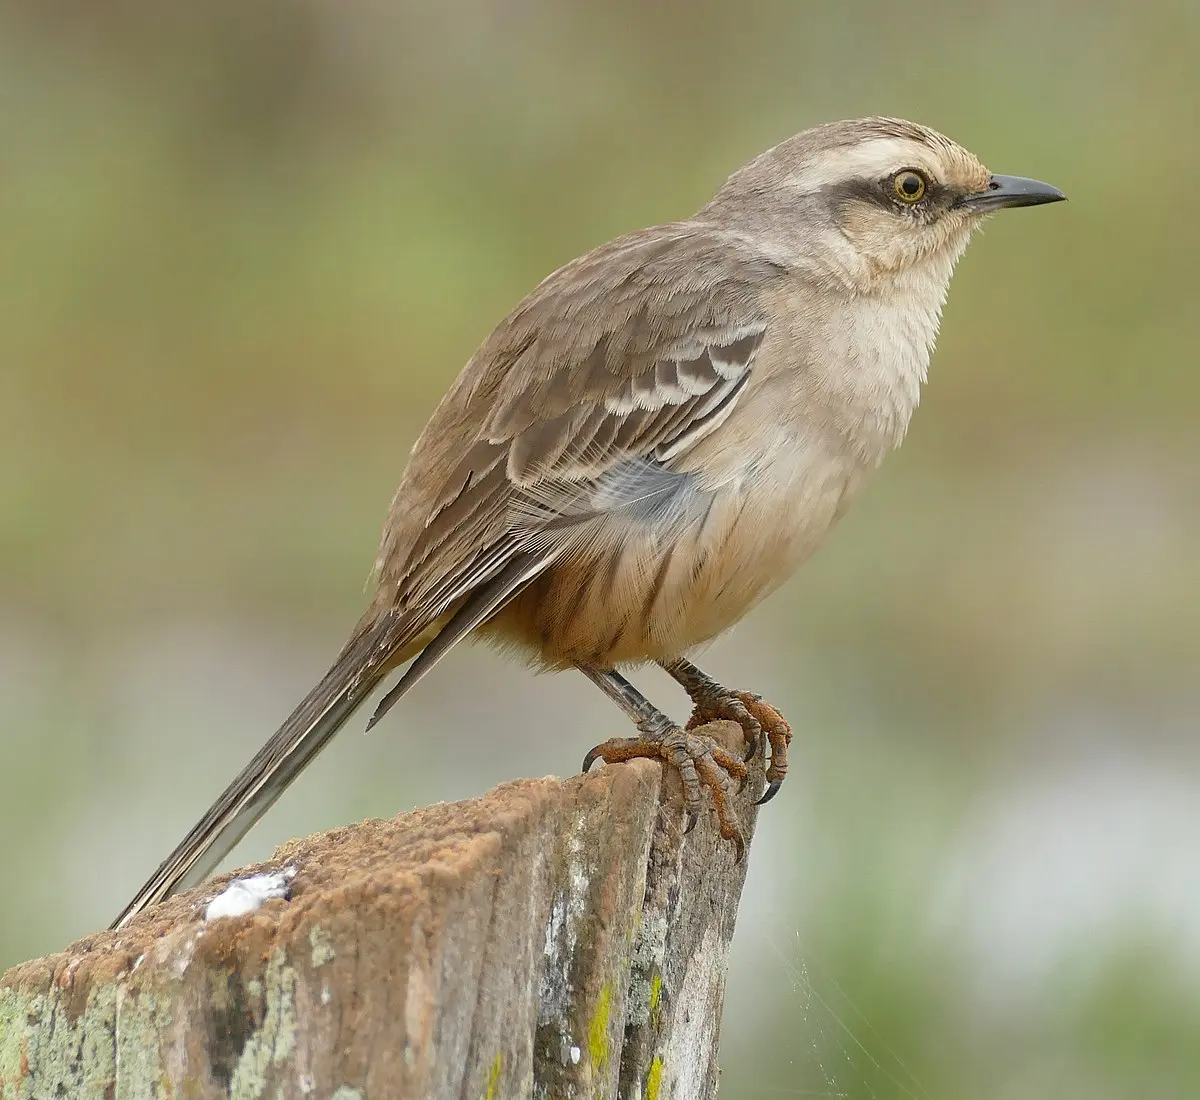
(0, 721), (761, 1100)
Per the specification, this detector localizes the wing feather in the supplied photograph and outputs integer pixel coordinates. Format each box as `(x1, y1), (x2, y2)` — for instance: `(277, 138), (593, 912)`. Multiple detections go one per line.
(371, 226), (786, 651)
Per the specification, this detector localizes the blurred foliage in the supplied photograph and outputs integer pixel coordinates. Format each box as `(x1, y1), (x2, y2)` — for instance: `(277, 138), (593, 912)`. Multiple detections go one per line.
(2, 1), (1198, 1096)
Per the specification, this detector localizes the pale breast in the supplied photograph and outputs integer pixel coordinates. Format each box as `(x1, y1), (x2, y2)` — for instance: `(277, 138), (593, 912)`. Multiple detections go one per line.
(803, 291), (943, 464)
(488, 409), (863, 669)
(486, 280), (945, 669)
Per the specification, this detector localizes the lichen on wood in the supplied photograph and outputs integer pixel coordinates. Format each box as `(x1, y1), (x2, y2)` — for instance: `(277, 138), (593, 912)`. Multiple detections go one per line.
(0, 720), (761, 1099)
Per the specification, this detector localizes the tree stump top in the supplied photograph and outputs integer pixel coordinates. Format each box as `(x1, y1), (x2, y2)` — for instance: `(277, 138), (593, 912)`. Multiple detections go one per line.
(1, 721), (761, 1099)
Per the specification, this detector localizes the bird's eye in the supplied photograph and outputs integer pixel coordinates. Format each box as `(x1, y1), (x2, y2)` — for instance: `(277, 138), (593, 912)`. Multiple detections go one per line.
(892, 170), (927, 203)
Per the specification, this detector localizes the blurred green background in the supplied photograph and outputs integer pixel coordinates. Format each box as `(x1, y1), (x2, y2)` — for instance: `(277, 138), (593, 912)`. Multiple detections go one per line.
(2, 0), (1198, 1095)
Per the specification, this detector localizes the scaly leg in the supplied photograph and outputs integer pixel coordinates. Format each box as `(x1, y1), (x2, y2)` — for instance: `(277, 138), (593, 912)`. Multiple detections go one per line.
(577, 664), (749, 858)
(659, 657), (793, 806)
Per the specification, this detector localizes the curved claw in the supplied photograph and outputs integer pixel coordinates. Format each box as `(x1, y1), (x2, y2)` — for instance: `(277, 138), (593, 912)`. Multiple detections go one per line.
(743, 729), (759, 763)
(731, 834), (746, 863)
(581, 727), (748, 857)
(756, 779), (783, 806)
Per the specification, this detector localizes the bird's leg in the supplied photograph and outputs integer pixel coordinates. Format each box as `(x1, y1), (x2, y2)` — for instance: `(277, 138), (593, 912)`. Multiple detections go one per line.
(577, 664), (749, 857)
(659, 657), (792, 806)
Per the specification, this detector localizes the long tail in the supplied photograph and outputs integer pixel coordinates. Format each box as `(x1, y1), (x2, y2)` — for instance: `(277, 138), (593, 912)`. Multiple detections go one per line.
(111, 549), (558, 931)
(111, 612), (402, 930)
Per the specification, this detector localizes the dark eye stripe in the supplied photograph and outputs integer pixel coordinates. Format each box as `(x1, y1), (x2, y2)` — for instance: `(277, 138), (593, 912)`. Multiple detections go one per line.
(819, 174), (952, 214)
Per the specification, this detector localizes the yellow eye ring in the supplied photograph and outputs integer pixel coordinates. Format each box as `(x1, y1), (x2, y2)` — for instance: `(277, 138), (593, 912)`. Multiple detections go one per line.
(892, 170), (927, 203)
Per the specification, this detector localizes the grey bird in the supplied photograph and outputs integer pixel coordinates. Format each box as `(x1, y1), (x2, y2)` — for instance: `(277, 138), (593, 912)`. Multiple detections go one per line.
(111, 116), (1064, 930)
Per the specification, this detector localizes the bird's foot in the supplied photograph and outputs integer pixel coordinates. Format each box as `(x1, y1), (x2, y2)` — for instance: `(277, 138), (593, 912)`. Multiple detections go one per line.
(680, 681), (793, 806)
(582, 724), (750, 860)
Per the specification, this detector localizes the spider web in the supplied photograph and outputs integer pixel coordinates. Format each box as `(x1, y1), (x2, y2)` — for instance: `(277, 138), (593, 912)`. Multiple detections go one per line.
(735, 931), (938, 1100)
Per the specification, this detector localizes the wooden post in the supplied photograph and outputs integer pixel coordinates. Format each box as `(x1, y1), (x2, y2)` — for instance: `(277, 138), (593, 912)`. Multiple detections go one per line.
(0, 721), (761, 1100)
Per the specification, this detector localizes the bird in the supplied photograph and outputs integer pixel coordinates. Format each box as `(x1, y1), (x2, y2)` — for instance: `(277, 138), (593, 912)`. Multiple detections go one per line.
(111, 116), (1064, 930)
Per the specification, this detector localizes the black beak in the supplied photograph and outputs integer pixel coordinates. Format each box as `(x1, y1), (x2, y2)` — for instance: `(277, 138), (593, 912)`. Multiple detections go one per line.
(957, 174), (1066, 212)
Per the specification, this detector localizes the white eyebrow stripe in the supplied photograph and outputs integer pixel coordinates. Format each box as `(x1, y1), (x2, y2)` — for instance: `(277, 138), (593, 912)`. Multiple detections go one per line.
(785, 138), (943, 193)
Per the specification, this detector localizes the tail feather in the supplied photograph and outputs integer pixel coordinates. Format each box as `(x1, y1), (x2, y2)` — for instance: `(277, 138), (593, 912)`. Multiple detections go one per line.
(110, 614), (398, 930)
(366, 549), (558, 731)
(112, 547), (561, 931)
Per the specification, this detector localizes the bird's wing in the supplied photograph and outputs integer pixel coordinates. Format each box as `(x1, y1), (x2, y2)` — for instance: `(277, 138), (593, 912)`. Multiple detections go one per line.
(375, 225), (783, 629)
(364, 225), (784, 720)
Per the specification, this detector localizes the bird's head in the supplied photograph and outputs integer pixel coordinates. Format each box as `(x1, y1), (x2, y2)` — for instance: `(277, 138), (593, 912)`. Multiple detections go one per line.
(706, 116), (1065, 293)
